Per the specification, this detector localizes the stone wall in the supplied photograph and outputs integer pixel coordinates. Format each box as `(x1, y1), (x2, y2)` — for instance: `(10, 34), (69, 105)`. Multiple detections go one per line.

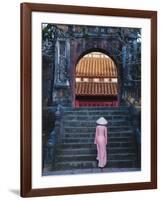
(42, 24), (141, 107)
(42, 55), (54, 107)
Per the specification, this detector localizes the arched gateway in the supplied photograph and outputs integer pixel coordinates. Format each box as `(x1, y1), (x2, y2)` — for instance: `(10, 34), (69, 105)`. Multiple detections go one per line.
(42, 24), (141, 174)
(42, 24), (141, 109)
(75, 52), (119, 107)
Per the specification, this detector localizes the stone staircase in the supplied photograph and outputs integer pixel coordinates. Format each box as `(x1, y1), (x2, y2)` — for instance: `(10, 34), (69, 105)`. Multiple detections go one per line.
(52, 106), (138, 171)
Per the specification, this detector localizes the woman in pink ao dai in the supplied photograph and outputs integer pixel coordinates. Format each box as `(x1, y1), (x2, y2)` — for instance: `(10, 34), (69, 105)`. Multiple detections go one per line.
(94, 117), (108, 168)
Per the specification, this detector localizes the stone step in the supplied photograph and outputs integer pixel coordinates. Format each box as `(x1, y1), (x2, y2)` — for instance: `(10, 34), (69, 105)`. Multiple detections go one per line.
(63, 110), (129, 116)
(57, 147), (135, 155)
(63, 106), (129, 111)
(63, 119), (130, 123)
(62, 137), (133, 144)
(62, 120), (131, 127)
(58, 141), (135, 149)
(43, 167), (141, 175)
(63, 131), (133, 138)
(64, 115), (130, 121)
(51, 106), (138, 171)
(64, 126), (132, 133)
(53, 160), (137, 170)
(56, 153), (136, 162)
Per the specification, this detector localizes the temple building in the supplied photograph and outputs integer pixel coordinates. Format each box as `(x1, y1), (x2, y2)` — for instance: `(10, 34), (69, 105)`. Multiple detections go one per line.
(42, 24), (141, 173)
(75, 52), (118, 107)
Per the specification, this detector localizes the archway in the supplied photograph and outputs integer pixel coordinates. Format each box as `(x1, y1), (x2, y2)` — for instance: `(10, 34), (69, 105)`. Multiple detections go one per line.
(74, 52), (119, 107)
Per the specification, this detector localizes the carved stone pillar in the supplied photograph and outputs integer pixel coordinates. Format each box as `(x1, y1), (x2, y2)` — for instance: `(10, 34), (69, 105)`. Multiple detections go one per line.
(54, 39), (70, 87)
(53, 38), (71, 106)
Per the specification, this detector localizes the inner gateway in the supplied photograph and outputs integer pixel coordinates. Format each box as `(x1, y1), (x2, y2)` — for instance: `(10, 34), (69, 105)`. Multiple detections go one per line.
(75, 52), (118, 107)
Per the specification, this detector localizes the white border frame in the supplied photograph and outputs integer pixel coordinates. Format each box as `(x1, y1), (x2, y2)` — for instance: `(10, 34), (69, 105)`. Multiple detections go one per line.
(32, 12), (151, 189)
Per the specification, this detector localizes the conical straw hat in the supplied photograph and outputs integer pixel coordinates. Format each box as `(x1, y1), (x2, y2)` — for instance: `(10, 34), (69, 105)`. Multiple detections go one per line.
(96, 117), (108, 125)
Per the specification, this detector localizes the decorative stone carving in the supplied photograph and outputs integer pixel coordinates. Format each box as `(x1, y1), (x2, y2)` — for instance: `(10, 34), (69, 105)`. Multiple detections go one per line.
(42, 24), (141, 106)
(54, 40), (70, 87)
(58, 55), (68, 83)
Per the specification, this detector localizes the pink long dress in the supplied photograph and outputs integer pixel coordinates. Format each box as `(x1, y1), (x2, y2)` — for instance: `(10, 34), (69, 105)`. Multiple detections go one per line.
(94, 125), (108, 168)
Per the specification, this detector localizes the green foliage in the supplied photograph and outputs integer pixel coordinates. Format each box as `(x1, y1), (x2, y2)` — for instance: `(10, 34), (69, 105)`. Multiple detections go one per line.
(42, 24), (54, 41)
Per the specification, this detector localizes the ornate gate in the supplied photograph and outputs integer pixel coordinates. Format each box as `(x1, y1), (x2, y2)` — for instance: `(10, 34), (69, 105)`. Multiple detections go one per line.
(42, 24), (141, 107)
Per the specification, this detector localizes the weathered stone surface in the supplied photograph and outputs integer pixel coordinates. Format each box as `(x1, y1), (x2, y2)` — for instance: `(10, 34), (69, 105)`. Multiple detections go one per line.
(42, 24), (141, 107)
(48, 106), (140, 172)
(42, 24), (141, 174)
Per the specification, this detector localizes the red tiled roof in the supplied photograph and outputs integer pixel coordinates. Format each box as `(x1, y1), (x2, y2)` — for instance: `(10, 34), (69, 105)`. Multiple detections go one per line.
(76, 82), (118, 96)
(76, 57), (117, 78)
